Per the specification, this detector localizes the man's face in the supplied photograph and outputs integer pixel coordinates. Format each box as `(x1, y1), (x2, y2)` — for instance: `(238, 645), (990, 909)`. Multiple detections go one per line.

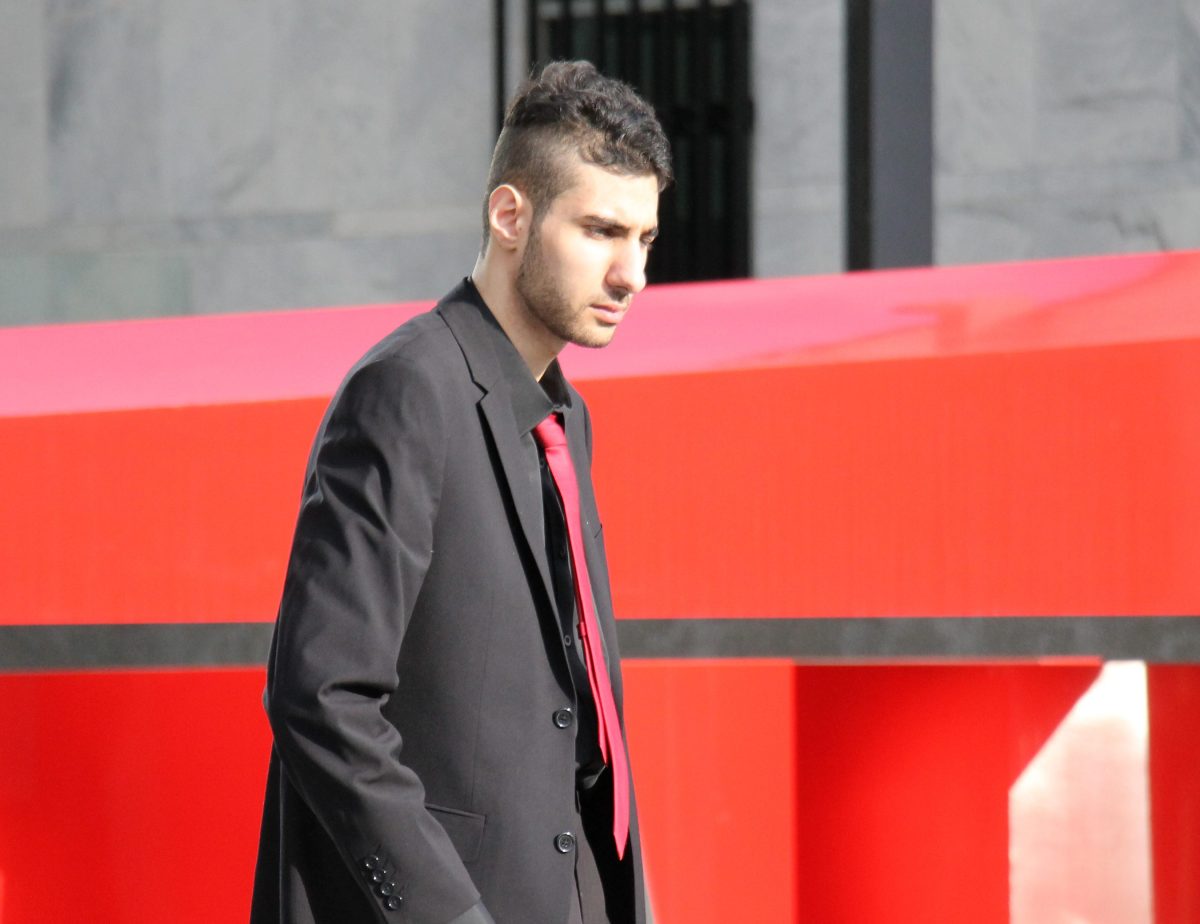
(515, 157), (660, 351)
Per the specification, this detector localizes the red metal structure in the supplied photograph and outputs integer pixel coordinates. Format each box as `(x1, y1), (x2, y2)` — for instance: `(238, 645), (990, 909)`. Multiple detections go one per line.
(2, 251), (1198, 921)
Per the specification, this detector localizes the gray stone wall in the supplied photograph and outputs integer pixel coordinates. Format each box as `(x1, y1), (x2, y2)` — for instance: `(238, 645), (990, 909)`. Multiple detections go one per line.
(752, 0), (845, 279)
(0, 0), (492, 326)
(936, 0), (1200, 264)
(4, 1), (1200, 325)
(752, 0), (1200, 277)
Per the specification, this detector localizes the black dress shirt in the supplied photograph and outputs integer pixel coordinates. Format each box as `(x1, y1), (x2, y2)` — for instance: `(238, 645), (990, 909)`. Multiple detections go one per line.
(466, 280), (604, 783)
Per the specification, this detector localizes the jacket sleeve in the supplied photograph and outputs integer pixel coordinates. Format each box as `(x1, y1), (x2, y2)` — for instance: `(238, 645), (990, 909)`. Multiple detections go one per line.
(264, 353), (482, 923)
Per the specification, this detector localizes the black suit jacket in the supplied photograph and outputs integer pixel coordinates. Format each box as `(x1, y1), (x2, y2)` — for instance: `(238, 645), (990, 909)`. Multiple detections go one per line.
(251, 282), (645, 924)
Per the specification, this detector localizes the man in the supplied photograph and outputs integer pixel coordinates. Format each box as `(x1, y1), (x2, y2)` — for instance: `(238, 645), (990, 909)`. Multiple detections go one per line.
(251, 61), (672, 924)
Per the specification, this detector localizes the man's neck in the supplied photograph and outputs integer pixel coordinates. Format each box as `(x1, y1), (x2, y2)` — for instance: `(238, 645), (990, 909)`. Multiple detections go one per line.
(470, 257), (563, 381)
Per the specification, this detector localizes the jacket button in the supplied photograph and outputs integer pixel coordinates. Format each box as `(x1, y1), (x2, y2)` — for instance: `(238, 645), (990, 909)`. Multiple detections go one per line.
(553, 707), (574, 729)
(385, 895), (402, 911)
(555, 832), (576, 854)
(363, 854), (382, 871)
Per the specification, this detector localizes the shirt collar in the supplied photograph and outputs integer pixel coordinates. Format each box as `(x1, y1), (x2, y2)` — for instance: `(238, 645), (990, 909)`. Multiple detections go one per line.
(462, 277), (573, 434)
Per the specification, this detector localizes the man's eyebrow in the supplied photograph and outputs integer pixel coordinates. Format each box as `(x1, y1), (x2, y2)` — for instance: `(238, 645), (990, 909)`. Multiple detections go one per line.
(582, 215), (659, 239)
(582, 215), (628, 232)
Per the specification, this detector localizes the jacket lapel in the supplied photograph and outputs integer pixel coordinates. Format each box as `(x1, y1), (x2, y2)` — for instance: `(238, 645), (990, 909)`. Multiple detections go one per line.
(479, 389), (558, 613)
(437, 291), (560, 624)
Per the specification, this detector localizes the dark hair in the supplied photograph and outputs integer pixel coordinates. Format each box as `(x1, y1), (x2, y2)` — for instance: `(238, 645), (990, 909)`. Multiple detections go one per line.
(481, 60), (672, 247)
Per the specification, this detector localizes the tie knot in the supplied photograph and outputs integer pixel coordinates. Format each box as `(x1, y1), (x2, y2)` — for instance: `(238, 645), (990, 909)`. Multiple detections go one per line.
(533, 413), (567, 450)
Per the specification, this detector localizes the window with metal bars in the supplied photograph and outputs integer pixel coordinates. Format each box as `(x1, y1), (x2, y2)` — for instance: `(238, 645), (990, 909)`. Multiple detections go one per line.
(518, 0), (753, 284)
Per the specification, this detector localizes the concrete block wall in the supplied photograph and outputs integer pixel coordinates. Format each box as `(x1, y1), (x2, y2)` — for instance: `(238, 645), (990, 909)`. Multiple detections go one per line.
(936, 0), (1200, 264)
(0, 0), (491, 326)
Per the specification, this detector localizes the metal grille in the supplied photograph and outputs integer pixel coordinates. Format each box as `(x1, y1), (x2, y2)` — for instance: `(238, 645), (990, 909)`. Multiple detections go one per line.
(521, 0), (753, 283)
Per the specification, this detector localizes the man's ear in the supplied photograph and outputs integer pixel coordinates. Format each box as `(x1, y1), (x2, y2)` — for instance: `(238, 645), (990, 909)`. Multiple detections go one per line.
(487, 184), (529, 252)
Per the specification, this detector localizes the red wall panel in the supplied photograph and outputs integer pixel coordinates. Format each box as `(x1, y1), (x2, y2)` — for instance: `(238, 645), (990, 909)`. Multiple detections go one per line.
(5, 662), (1196, 923)
(0, 670), (271, 923)
(1148, 665), (1200, 924)
(623, 660), (799, 923)
(791, 662), (1100, 922)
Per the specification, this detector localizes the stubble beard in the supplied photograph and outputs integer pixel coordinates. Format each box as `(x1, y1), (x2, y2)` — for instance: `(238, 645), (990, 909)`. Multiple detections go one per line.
(515, 221), (613, 350)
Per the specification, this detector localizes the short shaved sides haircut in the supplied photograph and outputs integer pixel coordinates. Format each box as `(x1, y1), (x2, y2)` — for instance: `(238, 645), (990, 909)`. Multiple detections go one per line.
(481, 60), (672, 250)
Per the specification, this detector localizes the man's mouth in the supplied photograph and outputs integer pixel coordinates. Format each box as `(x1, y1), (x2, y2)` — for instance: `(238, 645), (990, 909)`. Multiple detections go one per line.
(591, 303), (627, 324)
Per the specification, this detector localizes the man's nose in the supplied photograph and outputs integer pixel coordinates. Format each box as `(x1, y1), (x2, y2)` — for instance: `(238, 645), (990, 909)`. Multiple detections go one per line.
(608, 240), (648, 297)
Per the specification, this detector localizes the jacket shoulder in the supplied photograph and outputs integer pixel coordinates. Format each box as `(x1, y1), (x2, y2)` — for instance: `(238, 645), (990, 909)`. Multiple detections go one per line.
(312, 309), (464, 450)
(357, 309), (459, 375)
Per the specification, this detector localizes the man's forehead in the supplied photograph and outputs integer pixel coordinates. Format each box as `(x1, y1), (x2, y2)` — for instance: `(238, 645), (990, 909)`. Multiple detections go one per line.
(553, 158), (659, 226)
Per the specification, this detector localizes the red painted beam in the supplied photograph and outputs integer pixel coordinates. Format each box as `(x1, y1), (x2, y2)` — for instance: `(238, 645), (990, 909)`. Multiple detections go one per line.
(588, 336), (1200, 617)
(3, 250), (1198, 624)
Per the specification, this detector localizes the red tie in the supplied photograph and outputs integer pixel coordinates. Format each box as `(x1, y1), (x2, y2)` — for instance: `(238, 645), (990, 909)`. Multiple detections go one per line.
(534, 413), (630, 859)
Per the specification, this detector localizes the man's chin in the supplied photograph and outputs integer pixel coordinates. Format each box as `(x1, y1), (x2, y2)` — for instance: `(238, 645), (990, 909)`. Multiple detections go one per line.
(570, 326), (618, 350)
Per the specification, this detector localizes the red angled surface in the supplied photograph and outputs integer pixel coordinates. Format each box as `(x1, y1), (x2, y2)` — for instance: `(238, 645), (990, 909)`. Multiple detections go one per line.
(0, 303), (424, 418)
(0, 669), (271, 924)
(3, 250), (1198, 418)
